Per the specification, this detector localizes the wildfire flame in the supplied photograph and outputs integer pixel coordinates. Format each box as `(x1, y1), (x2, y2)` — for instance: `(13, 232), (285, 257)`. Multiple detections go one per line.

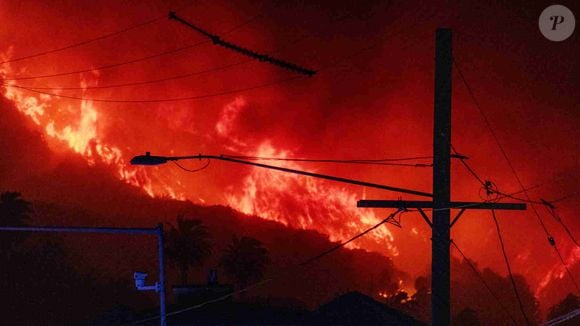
(2, 44), (576, 310)
(225, 142), (399, 256)
(0, 51), (181, 199)
(536, 245), (580, 297)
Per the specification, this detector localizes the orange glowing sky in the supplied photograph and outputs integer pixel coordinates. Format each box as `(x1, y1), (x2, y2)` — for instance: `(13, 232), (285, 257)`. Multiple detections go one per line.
(1, 0), (578, 315)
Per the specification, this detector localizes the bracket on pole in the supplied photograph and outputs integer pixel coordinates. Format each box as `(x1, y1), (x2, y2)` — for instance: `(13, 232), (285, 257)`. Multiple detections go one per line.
(417, 208), (433, 228)
(450, 208), (466, 228)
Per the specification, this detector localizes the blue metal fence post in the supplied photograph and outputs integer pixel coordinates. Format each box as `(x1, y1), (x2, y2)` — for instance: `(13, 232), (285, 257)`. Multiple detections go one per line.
(157, 223), (167, 326)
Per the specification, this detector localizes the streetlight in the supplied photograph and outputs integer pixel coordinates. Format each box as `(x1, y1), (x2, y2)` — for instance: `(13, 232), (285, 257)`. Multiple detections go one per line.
(130, 152), (433, 198)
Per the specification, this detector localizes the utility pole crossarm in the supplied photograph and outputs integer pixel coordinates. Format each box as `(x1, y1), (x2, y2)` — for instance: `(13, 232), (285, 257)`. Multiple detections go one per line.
(354, 29), (528, 325)
(357, 200), (526, 210)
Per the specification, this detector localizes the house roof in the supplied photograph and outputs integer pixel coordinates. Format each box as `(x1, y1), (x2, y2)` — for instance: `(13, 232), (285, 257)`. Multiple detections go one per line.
(310, 291), (427, 326)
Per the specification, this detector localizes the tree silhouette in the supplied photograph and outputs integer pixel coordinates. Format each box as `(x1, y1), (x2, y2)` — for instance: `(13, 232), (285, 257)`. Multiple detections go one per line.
(454, 307), (481, 326)
(0, 191), (32, 225)
(219, 235), (270, 295)
(547, 293), (579, 325)
(165, 216), (212, 284)
(0, 191), (33, 253)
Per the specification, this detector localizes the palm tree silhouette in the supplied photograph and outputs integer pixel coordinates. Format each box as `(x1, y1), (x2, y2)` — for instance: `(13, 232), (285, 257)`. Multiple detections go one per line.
(165, 215), (212, 284)
(219, 235), (270, 296)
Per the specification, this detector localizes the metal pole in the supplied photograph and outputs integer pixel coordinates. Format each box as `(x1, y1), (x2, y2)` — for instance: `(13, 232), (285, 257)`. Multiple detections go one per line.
(0, 225), (165, 323)
(432, 28), (453, 326)
(157, 223), (167, 326)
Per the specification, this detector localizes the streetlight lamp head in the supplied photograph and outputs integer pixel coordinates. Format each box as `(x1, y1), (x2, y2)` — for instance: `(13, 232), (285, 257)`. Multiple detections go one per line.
(130, 152), (168, 166)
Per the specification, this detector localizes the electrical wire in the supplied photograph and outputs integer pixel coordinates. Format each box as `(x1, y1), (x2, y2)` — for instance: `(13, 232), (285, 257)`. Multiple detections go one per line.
(2, 40), (208, 81)
(7, 34), (309, 91)
(452, 145), (577, 206)
(454, 58), (553, 238)
(2, 75), (305, 103)
(455, 58), (580, 293)
(453, 144), (578, 209)
(452, 144), (553, 206)
(551, 191), (580, 204)
(453, 93), (580, 293)
(224, 154), (433, 162)
(220, 155), (433, 167)
(172, 159), (210, 173)
(128, 209), (404, 325)
(544, 207), (579, 247)
(491, 210), (530, 326)
(1, 22), (425, 103)
(2, 5), (440, 103)
(451, 144), (485, 186)
(0, 1), (195, 65)
(1, 6), (268, 81)
(5, 0), (377, 84)
(451, 240), (517, 325)
(129, 171), (568, 325)
(551, 243), (580, 293)
(299, 208), (404, 266)
(169, 12), (316, 76)
(13, 59), (253, 90)
(1, 25), (435, 104)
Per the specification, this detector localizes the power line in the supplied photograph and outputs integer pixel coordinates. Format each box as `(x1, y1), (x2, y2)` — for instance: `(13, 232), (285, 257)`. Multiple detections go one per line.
(298, 208), (404, 266)
(1, 7), (267, 81)
(551, 191), (580, 204)
(11, 59), (252, 90)
(220, 154), (433, 167)
(8, 34), (309, 91)
(224, 154), (433, 162)
(453, 144), (554, 205)
(169, 12), (316, 76)
(129, 176), (565, 324)
(450, 144), (485, 186)
(3, 4), (437, 98)
(1, 21), (429, 103)
(450, 240), (517, 325)
(129, 209), (405, 324)
(551, 242), (580, 293)
(1, 75), (305, 103)
(6, 0), (376, 84)
(1, 22), (438, 103)
(2, 40), (207, 81)
(454, 58), (553, 235)
(544, 207), (579, 247)
(172, 159), (210, 173)
(0, 2), (199, 65)
(1, 18), (158, 65)
(455, 147), (580, 287)
(491, 210), (530, 326)
(454, 58), (580, 292)
(453, 144), (579, 213)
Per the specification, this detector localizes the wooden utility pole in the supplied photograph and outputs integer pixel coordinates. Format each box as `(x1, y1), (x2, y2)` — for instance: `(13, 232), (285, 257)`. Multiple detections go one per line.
(431, 27), (453, 325)
(357, 28), (526, 325)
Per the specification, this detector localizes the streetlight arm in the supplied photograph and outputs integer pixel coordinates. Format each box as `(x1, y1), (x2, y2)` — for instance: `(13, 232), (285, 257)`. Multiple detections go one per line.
(130, 152), (433, 198)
